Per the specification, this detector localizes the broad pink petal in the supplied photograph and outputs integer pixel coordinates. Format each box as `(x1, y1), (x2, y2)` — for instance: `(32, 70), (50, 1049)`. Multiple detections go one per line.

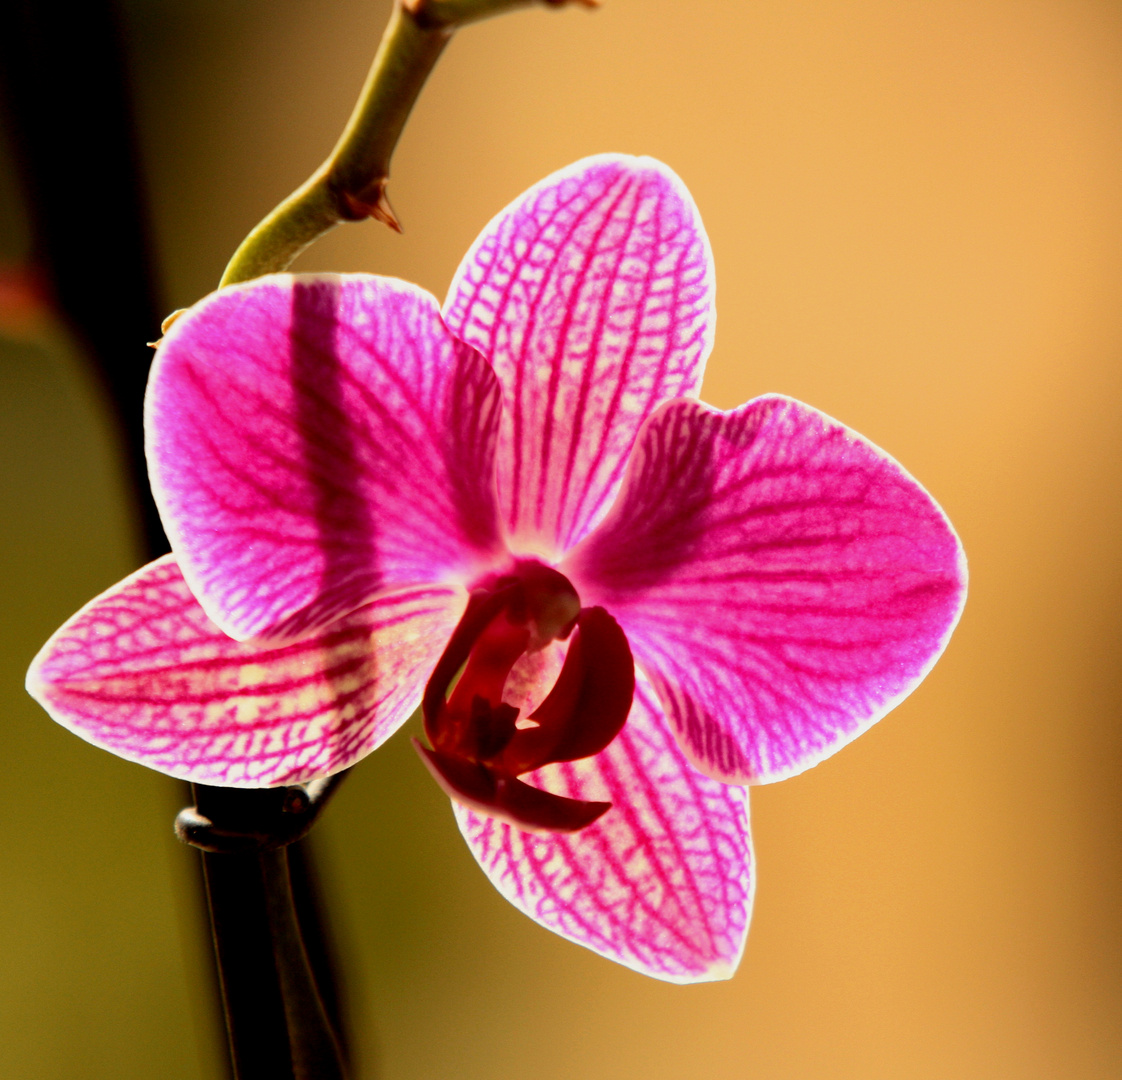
(564, 395), (968, 785)
(27, 556), (466, 786)
(444, 155), (715, 560)
(455, 677), (753, 983)
(147, 274), (504, 642)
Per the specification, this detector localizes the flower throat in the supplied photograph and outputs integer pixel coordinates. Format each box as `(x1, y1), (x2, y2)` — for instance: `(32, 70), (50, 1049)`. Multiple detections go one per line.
(414, 560), (634, 832)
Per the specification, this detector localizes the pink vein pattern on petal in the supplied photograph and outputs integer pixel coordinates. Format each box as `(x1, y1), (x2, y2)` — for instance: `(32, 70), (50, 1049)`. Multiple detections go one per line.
(455, 676), (753, 983)
(147, 274), (504, 642)
(27, 556), (466, 786)
(564, 395), (968, 785)
(444, 154), (715, 559)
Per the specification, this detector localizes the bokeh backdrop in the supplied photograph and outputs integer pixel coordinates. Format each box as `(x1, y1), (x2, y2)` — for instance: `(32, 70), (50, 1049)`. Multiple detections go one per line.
(1, 1), (1120, 1077)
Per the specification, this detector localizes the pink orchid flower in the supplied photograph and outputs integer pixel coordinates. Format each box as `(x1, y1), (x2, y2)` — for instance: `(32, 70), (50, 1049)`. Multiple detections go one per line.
(27, 155), (966, 982)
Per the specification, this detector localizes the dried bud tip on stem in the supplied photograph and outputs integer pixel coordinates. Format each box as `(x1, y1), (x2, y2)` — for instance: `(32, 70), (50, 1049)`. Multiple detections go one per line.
(339, 178), (403, 232)
(149, 307), (187, 346)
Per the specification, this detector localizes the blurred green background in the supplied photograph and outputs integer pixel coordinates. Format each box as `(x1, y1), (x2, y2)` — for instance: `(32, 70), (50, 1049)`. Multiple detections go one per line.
(1, 1), (1121, 1077)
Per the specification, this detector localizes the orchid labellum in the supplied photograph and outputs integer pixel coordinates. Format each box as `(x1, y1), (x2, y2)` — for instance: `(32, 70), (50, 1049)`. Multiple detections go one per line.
(28, 155), (966, 982)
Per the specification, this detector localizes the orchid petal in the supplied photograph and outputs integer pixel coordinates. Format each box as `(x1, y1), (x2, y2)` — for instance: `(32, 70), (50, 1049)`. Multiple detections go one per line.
(455, 677), (753, 983)
(27, 555), (466, 786)
(445, 154), (715, 559)
(565, 395), (967, 784)
(147, 274), (504, 643)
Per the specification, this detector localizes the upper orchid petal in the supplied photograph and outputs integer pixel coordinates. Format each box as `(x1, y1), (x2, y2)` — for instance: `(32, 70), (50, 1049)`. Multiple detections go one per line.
(147, 273), (505, 643)
(455, 675), (753, 983)
(27, 555), (466, 786)
(564, 395), (967, 785)
(444, 154), (715, 560)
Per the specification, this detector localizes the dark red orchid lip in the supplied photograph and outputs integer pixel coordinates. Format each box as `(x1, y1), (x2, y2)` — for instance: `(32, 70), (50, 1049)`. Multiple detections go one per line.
(416, 560), (634, 833)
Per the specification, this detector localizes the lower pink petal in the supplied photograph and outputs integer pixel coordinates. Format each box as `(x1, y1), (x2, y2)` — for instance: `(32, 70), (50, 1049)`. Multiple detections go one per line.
(27, 556), (465, 786)
(564, 395), (967, 784)
(455, 676), (753, 983)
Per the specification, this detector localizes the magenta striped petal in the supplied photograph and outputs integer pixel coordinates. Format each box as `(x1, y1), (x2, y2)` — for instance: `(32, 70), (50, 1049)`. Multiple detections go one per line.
(147, 274), (505, 643)
(564, 395), (967, 785)
(444, 155), (715, 560)
(27, 556), (466, 786)
(455, 676), (753, 983)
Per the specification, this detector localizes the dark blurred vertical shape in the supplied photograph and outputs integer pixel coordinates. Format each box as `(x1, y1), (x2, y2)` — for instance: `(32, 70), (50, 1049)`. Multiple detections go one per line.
(287, 838), (354, 1066)
(0, 0), (166, 557)
(0, 3), (353, 1076)
(0, 5), (233, 1075)
(189, 783), (354, 1079)
(192, 785), (310, 1080)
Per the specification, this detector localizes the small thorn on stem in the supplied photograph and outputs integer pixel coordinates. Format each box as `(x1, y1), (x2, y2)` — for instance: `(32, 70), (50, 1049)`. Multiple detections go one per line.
(340, 178), (403, 233)
(370, 191), (404, 232)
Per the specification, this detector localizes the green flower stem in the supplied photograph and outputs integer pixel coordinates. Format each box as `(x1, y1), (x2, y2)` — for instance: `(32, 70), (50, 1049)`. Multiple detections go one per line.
(219, 0), (596, 287)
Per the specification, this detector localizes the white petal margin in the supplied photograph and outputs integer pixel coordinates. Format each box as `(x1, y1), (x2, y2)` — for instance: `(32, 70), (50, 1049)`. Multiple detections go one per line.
(455, 675), (753, 983)
(27, 555), (466, 787)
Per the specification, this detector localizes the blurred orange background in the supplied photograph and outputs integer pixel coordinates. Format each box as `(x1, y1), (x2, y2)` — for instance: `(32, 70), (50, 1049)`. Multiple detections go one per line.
(1, 1), (1120, 1077)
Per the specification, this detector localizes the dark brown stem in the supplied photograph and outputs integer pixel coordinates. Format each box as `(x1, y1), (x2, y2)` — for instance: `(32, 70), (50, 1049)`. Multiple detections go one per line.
(188, 782), (351, 1080)
(262, 848), (348, 1080)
